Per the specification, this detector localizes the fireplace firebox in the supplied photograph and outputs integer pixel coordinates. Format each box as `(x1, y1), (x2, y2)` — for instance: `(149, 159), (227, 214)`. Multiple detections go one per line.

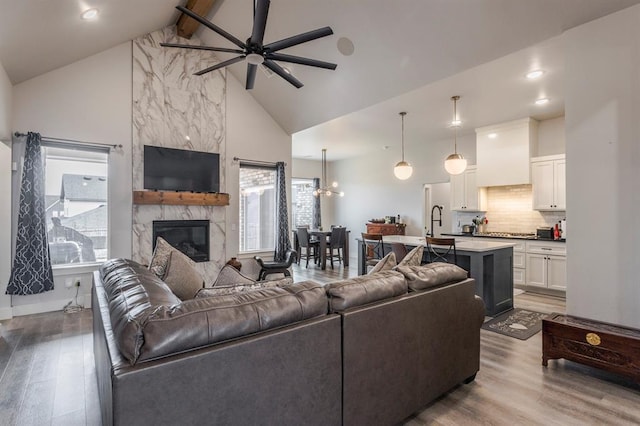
(152, 220), (210, 262)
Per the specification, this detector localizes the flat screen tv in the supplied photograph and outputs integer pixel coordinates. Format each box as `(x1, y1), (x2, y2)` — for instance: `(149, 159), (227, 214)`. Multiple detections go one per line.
(144, 145), (220, 193)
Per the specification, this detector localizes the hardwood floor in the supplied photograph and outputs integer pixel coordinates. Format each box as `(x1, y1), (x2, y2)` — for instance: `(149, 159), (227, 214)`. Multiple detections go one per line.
(0, 264), (638, 426)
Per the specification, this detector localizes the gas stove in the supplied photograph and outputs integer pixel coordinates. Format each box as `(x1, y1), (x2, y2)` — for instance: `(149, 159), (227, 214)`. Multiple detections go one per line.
(474, 232), (537, 240)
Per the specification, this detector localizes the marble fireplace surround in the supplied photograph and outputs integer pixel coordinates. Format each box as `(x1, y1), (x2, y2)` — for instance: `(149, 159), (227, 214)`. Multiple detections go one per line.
(131, 27), (227, 283)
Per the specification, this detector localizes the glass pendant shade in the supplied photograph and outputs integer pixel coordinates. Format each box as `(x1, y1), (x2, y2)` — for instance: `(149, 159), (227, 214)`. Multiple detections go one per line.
(444, 153), (467, 175)
(394, 111), (413, 180)
(445, 96), (467, 175)
(394, 161), (413, 180)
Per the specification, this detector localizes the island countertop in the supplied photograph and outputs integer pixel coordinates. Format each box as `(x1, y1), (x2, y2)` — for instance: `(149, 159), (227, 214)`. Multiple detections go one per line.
(380, 235), (516, 252)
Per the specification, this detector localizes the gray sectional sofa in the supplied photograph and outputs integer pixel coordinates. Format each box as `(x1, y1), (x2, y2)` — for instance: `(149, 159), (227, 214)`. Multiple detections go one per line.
(93, 258), (484, 426)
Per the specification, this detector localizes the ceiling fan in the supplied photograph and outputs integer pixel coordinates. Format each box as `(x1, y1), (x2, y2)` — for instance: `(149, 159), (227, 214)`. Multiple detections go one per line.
(160, 0), (337, 89)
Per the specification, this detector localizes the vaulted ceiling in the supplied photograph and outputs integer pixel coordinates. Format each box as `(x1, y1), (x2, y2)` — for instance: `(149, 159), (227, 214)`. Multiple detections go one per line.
(1, 0), (639, 160)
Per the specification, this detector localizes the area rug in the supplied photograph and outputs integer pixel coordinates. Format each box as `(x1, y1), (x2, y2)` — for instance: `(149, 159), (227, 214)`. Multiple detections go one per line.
(482, 308), (549, 340)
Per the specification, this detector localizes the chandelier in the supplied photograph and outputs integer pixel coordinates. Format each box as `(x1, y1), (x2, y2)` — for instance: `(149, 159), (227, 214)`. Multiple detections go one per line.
(444, 95), (467, 175)
(313, 148), (344, 197)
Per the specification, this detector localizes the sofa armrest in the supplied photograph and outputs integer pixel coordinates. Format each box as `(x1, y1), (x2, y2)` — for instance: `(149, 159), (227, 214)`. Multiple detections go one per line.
(474, 295), (486, 327)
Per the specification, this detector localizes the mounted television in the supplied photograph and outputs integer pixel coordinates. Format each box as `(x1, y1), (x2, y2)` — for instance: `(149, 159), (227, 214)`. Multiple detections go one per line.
(144, 145), (220, 193)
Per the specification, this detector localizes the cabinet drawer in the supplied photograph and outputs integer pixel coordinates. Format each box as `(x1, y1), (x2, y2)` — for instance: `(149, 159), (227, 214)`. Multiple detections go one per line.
(526, 241), (566, 256)
(512, 241), (526, 252)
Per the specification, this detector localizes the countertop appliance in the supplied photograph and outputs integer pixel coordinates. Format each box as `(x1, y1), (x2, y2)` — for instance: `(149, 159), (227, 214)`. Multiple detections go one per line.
(461, 225), (475, 235)
(536, 227), (554, 240)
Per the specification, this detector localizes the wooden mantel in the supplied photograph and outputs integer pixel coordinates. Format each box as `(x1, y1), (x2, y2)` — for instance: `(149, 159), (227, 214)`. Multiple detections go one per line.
(133, 190), (229, 206)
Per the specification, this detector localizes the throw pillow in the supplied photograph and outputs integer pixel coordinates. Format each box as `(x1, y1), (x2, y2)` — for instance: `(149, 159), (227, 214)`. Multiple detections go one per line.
(396, 245), (424, 267)
(395, 262), (468, 291)
(148, 236), (175, 279)
(212, 264), (257, 287)
(368, 252), (396, 274)
(195, 280), (282, 298)
(163, 250), (205, 300)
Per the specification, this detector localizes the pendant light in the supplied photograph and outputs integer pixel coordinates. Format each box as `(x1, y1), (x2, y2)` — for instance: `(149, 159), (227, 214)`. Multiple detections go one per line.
(444, 95), (467, 175)
(312, 148), (344, 197)
(394, 112), (413, 180)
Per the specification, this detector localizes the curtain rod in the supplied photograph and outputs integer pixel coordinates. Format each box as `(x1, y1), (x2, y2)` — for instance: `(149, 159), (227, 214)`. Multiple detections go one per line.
(233, 157), (286, 167)
(14, 132), (122, 151)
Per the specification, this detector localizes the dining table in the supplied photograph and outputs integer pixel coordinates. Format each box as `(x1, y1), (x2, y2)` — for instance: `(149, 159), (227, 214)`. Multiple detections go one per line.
(291, 228), (350, 270)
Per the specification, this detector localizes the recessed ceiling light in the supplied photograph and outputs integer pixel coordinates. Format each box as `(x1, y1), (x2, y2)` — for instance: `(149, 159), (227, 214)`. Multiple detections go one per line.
(81, 8), (99, 20)
(526, 69), (544, 79)
(535, 98), (550, 105)
(488, 133), (498, 139)
(449, 119), (462, 127)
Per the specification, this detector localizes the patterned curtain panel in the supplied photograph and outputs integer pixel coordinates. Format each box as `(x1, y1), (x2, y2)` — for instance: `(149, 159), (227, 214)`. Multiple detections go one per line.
(273, 162), (291, 262)
(6, 132), (55, 295)
(312, 177), (321, 229)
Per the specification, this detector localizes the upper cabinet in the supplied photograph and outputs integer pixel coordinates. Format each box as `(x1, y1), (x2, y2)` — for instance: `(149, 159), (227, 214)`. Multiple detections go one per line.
(531, 154), (566, 211)
(476, 118), (538, 187)
(450, 166), (487, 211)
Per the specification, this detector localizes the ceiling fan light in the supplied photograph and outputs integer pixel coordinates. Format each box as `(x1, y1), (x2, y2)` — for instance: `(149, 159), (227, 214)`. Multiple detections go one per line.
(246, 53), (264, 65)
(444, 153), (467, 175)
(394, 161), (413, 180)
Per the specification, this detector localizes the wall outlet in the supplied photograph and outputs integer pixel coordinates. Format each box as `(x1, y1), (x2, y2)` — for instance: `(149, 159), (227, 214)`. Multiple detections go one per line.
(74, 277), (81, 287)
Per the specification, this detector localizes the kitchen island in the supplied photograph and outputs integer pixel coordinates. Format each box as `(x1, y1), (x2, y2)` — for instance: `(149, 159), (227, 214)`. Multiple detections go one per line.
(357, 235), (515, 316)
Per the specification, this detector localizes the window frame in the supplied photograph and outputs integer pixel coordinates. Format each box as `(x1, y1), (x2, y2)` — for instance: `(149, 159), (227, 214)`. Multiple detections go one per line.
(238, 163), (278, 254)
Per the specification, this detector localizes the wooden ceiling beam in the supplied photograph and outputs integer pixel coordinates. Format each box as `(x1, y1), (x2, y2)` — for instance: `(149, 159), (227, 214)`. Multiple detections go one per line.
(176, 0), (217, 39)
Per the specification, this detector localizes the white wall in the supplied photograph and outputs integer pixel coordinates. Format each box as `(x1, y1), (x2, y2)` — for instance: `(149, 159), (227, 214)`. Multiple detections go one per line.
(0, 61), (11, 141)
(537, 116), (565, 156)
(291, 158), (336, 227)
(0, 61), (12, 318)
(564, 5), (640, 328)
(225, 73), (292, 261)
(330, 132), (476, 256)
(11, 43), (132, 315)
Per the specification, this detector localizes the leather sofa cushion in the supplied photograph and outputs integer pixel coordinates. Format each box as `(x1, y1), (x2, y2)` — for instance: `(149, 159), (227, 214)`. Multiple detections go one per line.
(100, 259), (328, 364)
(325, 270), (407, 312)
(395, 262), (468, 291)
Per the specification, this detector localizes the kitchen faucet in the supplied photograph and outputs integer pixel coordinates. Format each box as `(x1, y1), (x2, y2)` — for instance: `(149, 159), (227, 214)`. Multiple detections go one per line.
(430, 205), (443, 237)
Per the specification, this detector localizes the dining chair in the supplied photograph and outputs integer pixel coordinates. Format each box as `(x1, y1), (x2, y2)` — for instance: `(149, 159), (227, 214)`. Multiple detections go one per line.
(361, 233), (384, 271)
(296, 227), (319, 268)
(390, 242), (409, 263)
(325, 227), (346, 269)
(425, 237), (458, 266)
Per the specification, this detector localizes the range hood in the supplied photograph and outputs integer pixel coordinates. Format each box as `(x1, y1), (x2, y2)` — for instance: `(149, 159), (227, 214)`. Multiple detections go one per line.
(475, 118), (538, 187)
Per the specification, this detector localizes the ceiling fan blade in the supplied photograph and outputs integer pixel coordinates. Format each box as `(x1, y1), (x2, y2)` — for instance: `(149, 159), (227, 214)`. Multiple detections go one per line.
(160, 43), (244, 55)
(176, 5), (246, 49)
(265, 53), (337, 70)
(250, 0), (270, 46)
(264, 27), (334, 53)
(194, 55), (246, 76)
(246, 64), (258, 90)
(263, 60), (303, 89)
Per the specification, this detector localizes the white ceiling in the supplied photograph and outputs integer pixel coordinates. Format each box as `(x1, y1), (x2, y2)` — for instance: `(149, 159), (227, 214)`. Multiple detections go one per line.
(1, 0), (639, 161)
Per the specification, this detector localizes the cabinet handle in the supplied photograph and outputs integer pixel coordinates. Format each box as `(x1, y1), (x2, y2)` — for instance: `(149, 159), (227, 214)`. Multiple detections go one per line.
(541, 248), (552, 251)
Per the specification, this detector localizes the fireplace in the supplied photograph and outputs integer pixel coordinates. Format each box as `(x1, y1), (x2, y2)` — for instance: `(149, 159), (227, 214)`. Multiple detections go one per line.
(152, 220), (210, 262)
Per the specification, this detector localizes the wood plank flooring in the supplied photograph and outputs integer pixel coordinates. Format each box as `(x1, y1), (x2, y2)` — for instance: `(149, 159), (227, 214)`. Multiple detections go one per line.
(0, 263), (638, 425)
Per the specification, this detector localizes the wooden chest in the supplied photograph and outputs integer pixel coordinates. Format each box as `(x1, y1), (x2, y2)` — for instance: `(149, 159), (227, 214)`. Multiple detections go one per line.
(365, 223), (406, 236)
(542, 313), (640, 382)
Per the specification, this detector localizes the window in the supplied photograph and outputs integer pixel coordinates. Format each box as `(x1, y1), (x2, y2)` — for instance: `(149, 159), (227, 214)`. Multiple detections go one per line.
(239, 165), (276, 252)
(291, 178), (314, 228)
(43, 146), (108, 265)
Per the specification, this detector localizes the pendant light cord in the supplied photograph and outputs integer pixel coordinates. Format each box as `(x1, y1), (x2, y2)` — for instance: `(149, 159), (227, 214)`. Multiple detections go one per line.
(400, 111), (407, 161)
(452, 96), (460, 154)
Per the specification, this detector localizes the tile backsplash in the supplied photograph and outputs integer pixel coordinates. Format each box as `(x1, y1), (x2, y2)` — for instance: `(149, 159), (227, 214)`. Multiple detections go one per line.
(453, 184), (565, 233)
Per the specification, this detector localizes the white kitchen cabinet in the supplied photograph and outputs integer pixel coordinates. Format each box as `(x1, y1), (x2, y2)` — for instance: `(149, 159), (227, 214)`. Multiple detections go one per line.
(476, 118), (538, 187)
(525, 241), (567, 291)
(531, 155), (566, 211)
(450, 166), (487, 211)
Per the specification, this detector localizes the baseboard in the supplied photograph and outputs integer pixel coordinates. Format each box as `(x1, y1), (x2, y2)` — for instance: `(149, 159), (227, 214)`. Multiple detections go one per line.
(0, 307), (12, 320)
(11, 293), (92, 317)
